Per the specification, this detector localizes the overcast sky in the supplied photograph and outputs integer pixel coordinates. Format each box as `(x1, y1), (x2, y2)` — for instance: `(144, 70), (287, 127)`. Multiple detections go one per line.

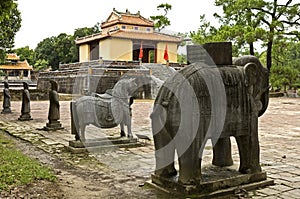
(14, 0), (221, 49)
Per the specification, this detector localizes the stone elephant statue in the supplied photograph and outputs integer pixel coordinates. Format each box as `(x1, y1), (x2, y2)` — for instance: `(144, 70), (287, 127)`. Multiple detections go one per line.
(151, 55), (269, 185)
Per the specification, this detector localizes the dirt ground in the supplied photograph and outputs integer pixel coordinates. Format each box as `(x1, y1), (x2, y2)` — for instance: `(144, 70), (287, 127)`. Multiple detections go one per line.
(0, 132), (167, 199)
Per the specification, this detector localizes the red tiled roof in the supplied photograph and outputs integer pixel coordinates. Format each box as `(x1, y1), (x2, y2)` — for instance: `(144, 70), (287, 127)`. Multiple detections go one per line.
(102, 15), (154, 28)
(76, 30), (182, 45)
(75, 32), (110, 44)
(111, 31), (182, 42)
(6, 53), (20, 60)
(0, 60), (33, 70)
(101, 10), (154, 28)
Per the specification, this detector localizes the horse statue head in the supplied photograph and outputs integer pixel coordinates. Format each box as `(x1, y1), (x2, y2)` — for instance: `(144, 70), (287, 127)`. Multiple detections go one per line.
(112, 78), (138, 99)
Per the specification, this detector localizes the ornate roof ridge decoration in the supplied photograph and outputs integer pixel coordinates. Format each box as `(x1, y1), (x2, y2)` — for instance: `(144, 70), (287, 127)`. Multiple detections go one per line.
(6, 53), (20, 60)
(101, 8), (154, 29)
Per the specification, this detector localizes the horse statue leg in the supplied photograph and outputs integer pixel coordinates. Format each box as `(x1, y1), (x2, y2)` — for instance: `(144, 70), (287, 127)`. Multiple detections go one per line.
(127, 105), (134, 138)
(120, 123), (126, 137)
(80, 123), (86, 141)
(70, 102), (80, 141)
(127, 120), (133, 138)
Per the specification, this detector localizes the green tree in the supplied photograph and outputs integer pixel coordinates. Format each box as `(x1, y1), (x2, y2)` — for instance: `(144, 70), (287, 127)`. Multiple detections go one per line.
(0, 0), (21, 62)
(213, 0), (300, 70)
(55, 33), (75, 64)
(71, 25), (101, 62)
(0, 0), (14, 21)
(34, 59), (49, 71)
(270, 64), (299, 91)
(269, 38), (300, 90)
(14, 46), (36, 65)
(190, 15), (219, 44)
(34, 24), (101, 70)
(150, 3), (172, 32)
(190, 15), (247, 55)
(73, 24), (101, 39)
(35, 36), (58, 70)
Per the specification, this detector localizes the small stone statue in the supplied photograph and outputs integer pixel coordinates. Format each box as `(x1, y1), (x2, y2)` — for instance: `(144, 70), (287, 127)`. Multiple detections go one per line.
(44, 80), (63, 130)
(18, 82), (32, 121)
(1, 82), (12, 114)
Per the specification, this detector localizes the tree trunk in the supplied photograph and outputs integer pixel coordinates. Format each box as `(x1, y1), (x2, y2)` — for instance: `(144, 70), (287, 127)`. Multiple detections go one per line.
(249, 43), (254, 55)
(266, 41), (273, 71)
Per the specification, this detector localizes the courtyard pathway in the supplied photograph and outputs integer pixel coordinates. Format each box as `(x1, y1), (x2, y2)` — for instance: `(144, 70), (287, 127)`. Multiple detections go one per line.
(0, 97), (299, 198)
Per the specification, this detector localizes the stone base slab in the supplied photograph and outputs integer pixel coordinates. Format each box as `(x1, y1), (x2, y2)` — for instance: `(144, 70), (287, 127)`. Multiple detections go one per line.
(65, 137), (142, 153)
(147, 166), (274, 197)
(18, 115), (33, 121)
(43, 121), (64, 131)
(1, 108), (12, 114)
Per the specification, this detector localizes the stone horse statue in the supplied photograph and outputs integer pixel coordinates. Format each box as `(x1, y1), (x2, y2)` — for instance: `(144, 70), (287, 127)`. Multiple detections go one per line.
(71, 78), (137, 141)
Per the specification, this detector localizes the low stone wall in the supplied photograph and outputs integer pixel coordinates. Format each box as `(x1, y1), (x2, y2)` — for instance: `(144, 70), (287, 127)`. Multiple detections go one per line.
(59, 60), (140, 70)
(0, 89), (48, 101)
(37, 65), (152, 98)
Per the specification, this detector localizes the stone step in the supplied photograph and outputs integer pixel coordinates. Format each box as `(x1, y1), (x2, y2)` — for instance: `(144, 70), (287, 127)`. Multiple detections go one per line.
(148, 170), (274, 197)
(69, 137), (138, 148)
(65, 141), (142, 154)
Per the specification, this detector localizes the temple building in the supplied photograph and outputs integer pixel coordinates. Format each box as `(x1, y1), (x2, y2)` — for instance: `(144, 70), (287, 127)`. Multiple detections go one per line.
(75, 9), (182, 64)
(0, 53), (33, 80)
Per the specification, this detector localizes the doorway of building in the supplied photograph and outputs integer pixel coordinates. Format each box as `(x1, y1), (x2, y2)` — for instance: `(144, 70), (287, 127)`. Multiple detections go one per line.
(132, 41), (156, 63)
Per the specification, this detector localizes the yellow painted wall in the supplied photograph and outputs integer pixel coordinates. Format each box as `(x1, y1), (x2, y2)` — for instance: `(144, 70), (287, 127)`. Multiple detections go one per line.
(79, 44), (90, 62)
(156, 42), (178, 64)
(100, 38), (132, 61)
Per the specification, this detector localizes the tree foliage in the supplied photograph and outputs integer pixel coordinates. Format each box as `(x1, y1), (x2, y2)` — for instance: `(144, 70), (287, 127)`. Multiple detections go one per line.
(0, 0), (21, 62)
(34, 25), (100, 70)
(191, 0), (300, 70)
(270, 38), (300, 90)
(150, 3), (172, 32)
(14, 46), (35, 65)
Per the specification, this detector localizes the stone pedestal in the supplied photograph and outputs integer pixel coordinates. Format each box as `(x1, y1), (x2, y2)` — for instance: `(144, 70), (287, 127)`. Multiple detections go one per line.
(147, 166), (274, 198)
(1, 108), (12, 114)
(43, 121), (64, 131)
(65, 136), (142, 153)
(187, 42), (233, 65)
(18, 114), (32, 121)
(202, 42), (232, 65)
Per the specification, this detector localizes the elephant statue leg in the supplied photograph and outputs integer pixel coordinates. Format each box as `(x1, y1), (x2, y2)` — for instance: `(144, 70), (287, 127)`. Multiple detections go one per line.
(212, 137), (234, 166)
(235, 135), (251, 173)
(177, 140), (202, 184)
(152, 105), (177, 178)
(153, 131), (177, 178)
(235, 128), (261, 174)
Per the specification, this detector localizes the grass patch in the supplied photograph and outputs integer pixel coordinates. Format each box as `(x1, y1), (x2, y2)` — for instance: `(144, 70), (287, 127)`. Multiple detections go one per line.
(0, 133), (56, 191)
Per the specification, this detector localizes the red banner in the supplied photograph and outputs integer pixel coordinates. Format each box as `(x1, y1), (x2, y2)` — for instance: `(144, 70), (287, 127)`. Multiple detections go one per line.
(139, 42), (143, 59)
(164, 43), (169, 61)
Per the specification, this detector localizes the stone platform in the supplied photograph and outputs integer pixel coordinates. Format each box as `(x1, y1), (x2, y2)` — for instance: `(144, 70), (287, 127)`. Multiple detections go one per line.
(148, 166), (274, 198)
(65, 136), (142, 153)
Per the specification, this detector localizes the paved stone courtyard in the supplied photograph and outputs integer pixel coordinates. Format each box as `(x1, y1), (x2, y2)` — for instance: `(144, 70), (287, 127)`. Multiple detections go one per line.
(0, 97), (299, 198)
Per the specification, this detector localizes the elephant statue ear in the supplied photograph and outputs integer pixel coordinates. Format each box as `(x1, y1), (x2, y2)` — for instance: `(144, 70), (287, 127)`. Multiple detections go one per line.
(244, 63), (258, 86)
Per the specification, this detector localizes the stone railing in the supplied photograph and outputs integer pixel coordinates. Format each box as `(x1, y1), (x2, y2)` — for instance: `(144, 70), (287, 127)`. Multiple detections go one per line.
(37, 66), (151, 97)
(59, 60), (140, 70)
